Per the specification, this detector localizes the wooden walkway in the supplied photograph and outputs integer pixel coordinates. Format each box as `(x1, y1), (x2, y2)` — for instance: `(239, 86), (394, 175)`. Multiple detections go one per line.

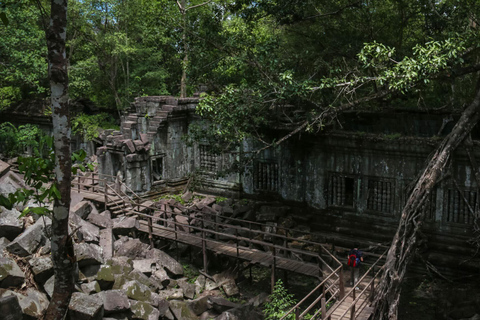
(72, 173), (386, 320)
(137, 220), (322, 278)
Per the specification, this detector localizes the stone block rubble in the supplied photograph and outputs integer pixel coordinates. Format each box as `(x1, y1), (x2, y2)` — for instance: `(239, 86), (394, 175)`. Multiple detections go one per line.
(0, 197), (266, 320)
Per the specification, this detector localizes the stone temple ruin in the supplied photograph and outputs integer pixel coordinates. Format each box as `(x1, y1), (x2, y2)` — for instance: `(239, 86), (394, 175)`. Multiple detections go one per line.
(97, 96), (480, 274)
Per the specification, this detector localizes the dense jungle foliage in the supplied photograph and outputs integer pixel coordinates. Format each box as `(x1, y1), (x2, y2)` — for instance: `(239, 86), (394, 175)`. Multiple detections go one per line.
(1, 0), (479, 148)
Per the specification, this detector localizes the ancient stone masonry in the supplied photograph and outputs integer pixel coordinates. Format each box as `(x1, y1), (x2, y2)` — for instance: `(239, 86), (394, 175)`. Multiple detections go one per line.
(98, 99), (480, 274)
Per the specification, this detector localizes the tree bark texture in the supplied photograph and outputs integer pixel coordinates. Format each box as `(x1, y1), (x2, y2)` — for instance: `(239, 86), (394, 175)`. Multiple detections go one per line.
(44, 0), (74, 319)
(372, 86), (480, 320)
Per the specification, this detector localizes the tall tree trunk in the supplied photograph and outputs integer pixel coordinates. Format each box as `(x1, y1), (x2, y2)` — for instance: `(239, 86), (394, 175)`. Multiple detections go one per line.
(44, 0), (74, 319)
(372, 86), (480, 320)
(180, 0), (187, 98)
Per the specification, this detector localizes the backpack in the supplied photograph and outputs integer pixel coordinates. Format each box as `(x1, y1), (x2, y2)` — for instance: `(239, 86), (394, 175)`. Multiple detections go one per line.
(347, 253), (361, 267)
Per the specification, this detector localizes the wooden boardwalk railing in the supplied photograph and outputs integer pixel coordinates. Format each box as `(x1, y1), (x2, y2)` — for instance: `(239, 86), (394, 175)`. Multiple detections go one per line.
(72, 174), (386, 320)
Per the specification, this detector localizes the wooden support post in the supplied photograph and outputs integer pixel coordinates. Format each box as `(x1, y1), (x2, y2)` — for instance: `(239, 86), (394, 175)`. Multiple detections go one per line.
(148, 217), (153, 248)
(175, 215), (179, 261)
(235, 228), (239, 269)
(271, 246), (276, 294)
(339, 266), (345, 299)
(351, 286), (356, 320)
(318, 255), (323, 279)
(321, 296), (326, 320)
(321, 284), (326, 319)
(92, 174), (95, 192)
(202, 219), (208, 274)
(283, 270), (288, 288)
(351, 266), (355, 286)
(370, 266), (375, 304)
(295, 308), (300, 319)
(104, 179), (108, 211)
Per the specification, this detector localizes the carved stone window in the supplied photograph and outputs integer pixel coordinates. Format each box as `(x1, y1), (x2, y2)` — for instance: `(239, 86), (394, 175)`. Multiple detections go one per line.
(254, 161), (279, 192)
(366, 178), (394, 213)
(199, 145), (218, 172)
(151, 156), (163, 181)
(327, 173), (357, 208)
(444, 188), (477, 224)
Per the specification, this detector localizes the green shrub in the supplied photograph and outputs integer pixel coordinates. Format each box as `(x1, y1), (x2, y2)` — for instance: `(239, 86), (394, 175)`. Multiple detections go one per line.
(263, 279), (297, 320)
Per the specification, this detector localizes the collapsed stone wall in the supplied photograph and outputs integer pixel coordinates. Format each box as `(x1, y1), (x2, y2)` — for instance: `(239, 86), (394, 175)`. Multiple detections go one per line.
(97, 97), (480, 274)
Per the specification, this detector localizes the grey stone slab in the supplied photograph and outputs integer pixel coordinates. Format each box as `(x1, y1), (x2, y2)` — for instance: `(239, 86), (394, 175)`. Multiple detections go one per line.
(0, 207), (23, 241)
(71, 200), (93, 219)
(122, 280), (151, 302)
(129, 300), (160, 320)
(99, 228), (114, 260)
(28, 255), (53, 284)
(81, 281), (101, 295)
(188, 296), (210, 316)
(0, 257), (24, 288)
(169, 300), (198, 320)
(145, 248), (183, 276)
(94, 290), (130, 314)
(43, 275), (54, 298)
(68, 292), (104, 320)
(1, 288), (49, 319)
(132, 259), (156, 276)
(0, 238), (11, 257)
(87, 212), (113, 228)
(177, 279), (195, 300)
(114, 237), (148, 259)
(74, 243), (104, 267)
(0, 295), (22, 320)
(71, 213), (100, 243)
(112, 217), (139, 236)
(6, 217), (50, 257)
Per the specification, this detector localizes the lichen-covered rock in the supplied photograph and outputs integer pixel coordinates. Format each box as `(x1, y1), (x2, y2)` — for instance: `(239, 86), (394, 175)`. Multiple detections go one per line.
(188, 296), (210, 316)
(74, 243), (104, 267)
(115, 237), (148, 259)
(0, 257), (24, 288)
(177, 279), (196, 299)
(113, 217), (139, 236)
(128, 269), (162, 292)
(194, 275), (206, 297)
(0, 294), (22, 320)
(43, 276), (54, 298)
(87, 212), (113, 229)
(152, 267), (170, 288)
(157, 288), (183, 301)
(0, 288), (49, 319)
(130, 300), (160, 320)
(96, 258), (133, 290)
(70, 213), (100, 243)
(0, 238), (11, 258)
(81, 281), (101, 295)
(28, 255), (53, 284)
(68, 292), (104, 320)
(99, 228), (114, 260)
(122, 280), (151, 302)
(169, 300), (198, 320)
(94, 290), (130, 314)
(71, 200), (93, 219)
(132, 259), (156, 276)
(146, 248), (183, 276)
(6, 217), (50, 257)
(0, 207), (23, 241)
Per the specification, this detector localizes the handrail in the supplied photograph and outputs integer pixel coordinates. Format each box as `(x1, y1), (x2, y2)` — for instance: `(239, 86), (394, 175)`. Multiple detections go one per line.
(324, 249), (388, 320)
(280, 265), (343, 320)
(134, 209), (325, 261)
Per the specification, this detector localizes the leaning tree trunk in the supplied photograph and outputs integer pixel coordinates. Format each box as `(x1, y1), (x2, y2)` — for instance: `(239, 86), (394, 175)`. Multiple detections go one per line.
(372, 86), (480, 320)
(44, 0), (74, 319)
